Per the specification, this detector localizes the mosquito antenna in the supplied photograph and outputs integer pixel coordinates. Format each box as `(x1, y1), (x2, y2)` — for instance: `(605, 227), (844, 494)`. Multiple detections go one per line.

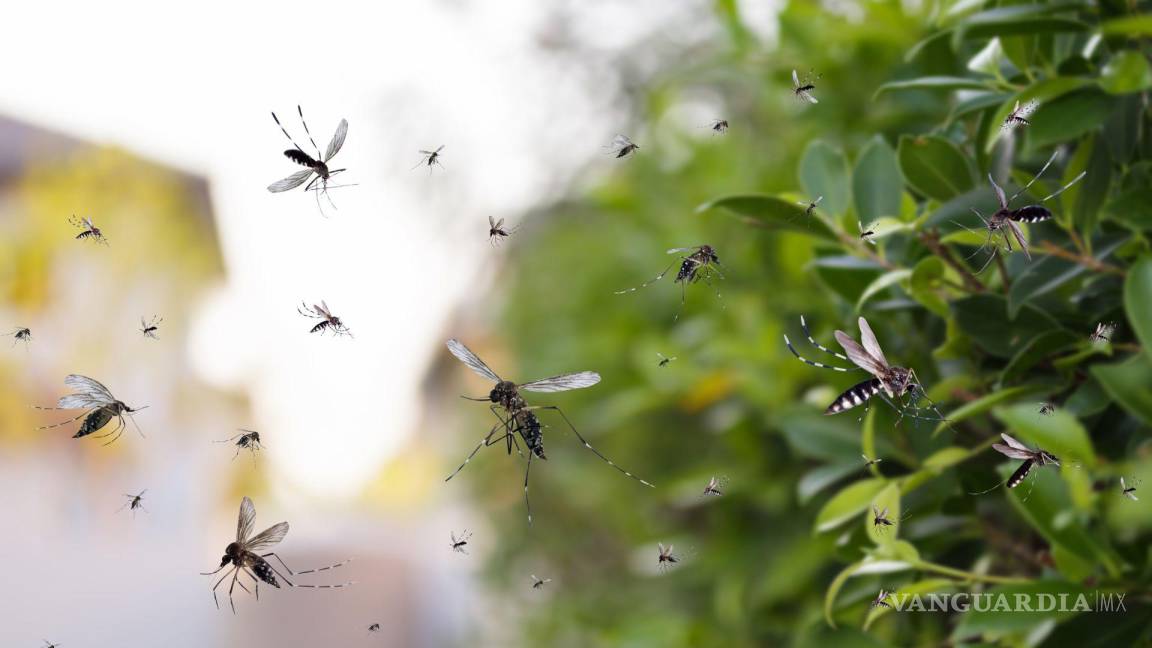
(1007, 151), (1059, 204)
(271, 111), (306, 154)
(1038, 170), (1087, 203)
(800, 315), (851, 362)
(967, 481), (1004, 496)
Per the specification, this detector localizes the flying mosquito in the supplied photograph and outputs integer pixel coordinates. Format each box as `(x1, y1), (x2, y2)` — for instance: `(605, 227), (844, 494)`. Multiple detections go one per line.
(1002, 99), (1038, 131)
(615, 245), (724, 321)
(140, 316), (162, 340)
(792, 69), (819, 104)
(444, 339), (653, 524)
(267, 106), (350, 216)
(117, 490), (148, 517)
(797, 195), (823, 219)
(1038, 402), (1056, 416)
(862, 454), (883, 468)
(298, 300), (351, 337)
(959, 151), (1087, 272)
(413, 145), (445, 172)
(1089, 321), (1116, 344)
(368, 623), (381, 633)
(69, 215), (107, 244)
(871, 589), (892, 609)
(42, 641), (61, 648)
(871, 504), (909, 533)
(606, 134), (639, 158)
(656, 352), (677, 368)
(784, 315), (948, 425)
(531, 574), (552, 589)
(201, 496), (353, 614)
(702, 475), (727, 497)
(708, 119), (729, 134)
(1121, 477), (1140, 501)
(992, 433), (1061, 490)
(859, 221), (877, 245)
(450, 530), (472, 554)
(488, 215), (517, 245)
(216, 429), (264, 462)
(657, 543), (681, 572)
(9, 327), (31, 347)
(36, 374), (146, 445)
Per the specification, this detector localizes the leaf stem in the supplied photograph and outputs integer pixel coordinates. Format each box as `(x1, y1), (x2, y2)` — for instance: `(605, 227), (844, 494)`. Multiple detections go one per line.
(912, 560), (1032, 585)
(1038, 241), (1126, 277)
(918, 229), (985, 292)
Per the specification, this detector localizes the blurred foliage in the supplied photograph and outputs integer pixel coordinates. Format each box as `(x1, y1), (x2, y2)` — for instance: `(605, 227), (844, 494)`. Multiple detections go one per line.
(452, 1), (1152, 646)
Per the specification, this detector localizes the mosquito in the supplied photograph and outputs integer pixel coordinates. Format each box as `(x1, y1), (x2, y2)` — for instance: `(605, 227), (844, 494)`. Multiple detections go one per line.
(450, 530), (472, 554)
(201, 496), (353, 614)
(615, 245), (724, 321)
(298, 300), (351, 337)
(1121, 477), (1140, 501)
(117, 490), (148, 517)
(1038, 402), (1056, 416)
(862, 454), (883, 468)
(488, 215), (517, 245)
(657, 352), (677, 368)
(702, 475), (727, 497)
(657, 543), (681, 572)
(1002, 99), (1038, 131)
(9, 327), (31, 347)
(215, 429), (264, 462)
(784, 315), (949, 425)
(959, 151), (1086, 272)
(871, 504), (909, 533)
(140, 316), (162, 340)
(708, 119), (729, 135)
(1089, 322), (1116, 344)
(859, 221), (877, 245)
(413, 145), (445, 172)
(69, 215), (107, 244)
(35, 374), (146, 445)
(444, 339), (653, 524)
(368, 623), (381, 633)
(797, 195), (823, 220)
(531, 574), (552, 589)
(42, 641), (61, 648)
(267, 106), (350, 216)
(870, 589), (892, 609)
(986, 433), (1061, 495)
(792, 69), (819, 104)
(606, 134), (639, 158)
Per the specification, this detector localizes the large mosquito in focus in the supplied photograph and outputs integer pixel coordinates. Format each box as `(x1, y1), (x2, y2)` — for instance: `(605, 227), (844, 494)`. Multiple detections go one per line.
(488, 215), (517, 246)
(201, 496), (353, 614)
(140, 316), (162, 340)
(792, 69), (819, 104)
(606, 134), (639, 158)
(784, 316), (948, 425)
(69, 215), (107, 245)
(960, 151), (1086, 272)
(267, 106), (350, 216)
(8, 327), (31, 347)
(444, 339), (653, 524)
(36, 374), (146, 445)
(216, 429), (264, 462)
(117, 490), (148, 517)
(413, 145), (445, 172)
(298, 300), (351, 337)
(616, 245), (724, 321)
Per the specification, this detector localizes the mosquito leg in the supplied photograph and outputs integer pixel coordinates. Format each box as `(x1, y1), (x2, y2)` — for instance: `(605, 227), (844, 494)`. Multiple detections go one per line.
(264, 552), (352, 576)
(264, 553), (354, 589)
(783, 335), (855, 371)
(271, 111), (308, 155)
(799, 315), (851, 362)
(33, 410), (90, 430)
(530, 405), (654, 488)
(672, 276), (688, 322)
(523, 451), (534, 525)
(296, 105), (322, 159)
(614, 261), (677, 295)
(444, 421), (506, 481)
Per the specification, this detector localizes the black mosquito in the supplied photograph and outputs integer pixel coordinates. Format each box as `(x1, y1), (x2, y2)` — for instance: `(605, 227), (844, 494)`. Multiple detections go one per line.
(298, 300), (351, 337)
(140, 316), (162, 340)
(216, 429), (264, 462)
(413, 145), (445, 172)
(267, 106), (350, 216)
(657, 543), (681, 572)
(43, 641), (62, 648)
(657, 352), (677, 368)
(201, 496), (353, 614)
(69, 215), (107, 244)
(36, 374), (146, 445)
(871, 589), (892, 609)
(859, 221), (877, 245)
(784, 315), (948, 425)
(1038, 402), (1056, 416)
(606, 134), (639, 158)
(708, 119), (729, 135)
(368, 623), (381, 633)
(1121, 477), (1140, 501)
(117, 490), (148, 517)
(862, 454), (883, 468)
(797, 195), (823, 220)
(444, 339), (653, 524)
(9, 327), (31, 347)
(1089, 321), (1116, 344)
(992, 432), (1060, 490)
(702, 475), (727, 497)
(616, 245), (724, 321)
(960, 151), (1086, 272)
(488, 215), (517, 246)
(531, 574), (552, 589)
(792, 69), (819, 104)
(1002, 99), (1038, 131)
(871, 504), (909, 533)
(450, 530), (472, 554)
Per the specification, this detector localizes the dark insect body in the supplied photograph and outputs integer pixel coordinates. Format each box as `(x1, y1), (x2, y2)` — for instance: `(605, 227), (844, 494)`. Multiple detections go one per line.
(450, 530), (472, 554)
(1002, 99), (1038, 131)
(43, 641), (62, 648)
(70, 215), (107, 245)
(488, 215), (517, 245)
(657, 543), (680, 572)
(993, 433), (1060, 490)
(797, 195), (823, 220)
(702, 475), (726, 497)
(1121, 477), (1140, 501)
(36, 374), (146, 445)
(607, 134), (639, 158)
(871, 504), (909, 533)
(656, 352), (677, 368)
(859, 221), (876, 245)
(531, 574), (552, 589)
(871, 590), (892, 609)
(201, 496), (353, 614)
(616, 245), (724, 321)
(216, 429), (263, 462)
(414, 145), (445, 172)
(267, 106), (351, 216)
(140, 315), (162, 339)
(862, 454), (882, 468)
(118, 489), (148, 517)
(298, 300), (351, 337)
(792, 69), (819, 104)
(444, 339), (652, 525)
(709, 119), (729, 134)
(368, 623), (381, 633)
(10, 327), (31, 347)
(1089, 322), (1116, 344)
(1038, 402), (1056, 416)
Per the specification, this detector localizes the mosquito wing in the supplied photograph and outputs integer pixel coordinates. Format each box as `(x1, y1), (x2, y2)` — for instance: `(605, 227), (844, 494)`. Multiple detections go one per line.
(988, 174), (1008, 209)
(856, 318), (890, 370)
(57, 393), (109, 409)
(268, 169), (315, 193)
(237, 496), (257, 543)
(799, 91), (818, 104)
(446, 339), (501, 383)
(324, 119), (349, 162)
(792, 69), (800, 87)
(317, 301), (332, 318)
(520, 371), (601, 392)
(833, 331), (887, 376)
(246, 521), (290, 552)
(1007, 220), (1030, 260)
(64, 374), (116, 403)
(992, 443), (1035, 460)
(667, 246), (701, 255)
(609, 134), (633, 149)
(1000, 433), (1031, 451)
(1121, 476), (1127, 490)
(813, 196), (823, 206)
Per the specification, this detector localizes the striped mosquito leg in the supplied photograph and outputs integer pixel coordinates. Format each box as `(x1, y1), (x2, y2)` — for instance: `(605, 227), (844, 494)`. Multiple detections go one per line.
(533, 405), (654, 488)
(296, 105), (322, 159)
(271, 111), (307, 154)
(444, 419), (507, 481)
(615, 261), (677, 295)
(825, 379), (884, 415)
(263, 553), (355, 589)
(523, 451), (535, 525)
(784, 334), (854, 371)
(800, 315), (851, 362)
(33, 410), (90, 429)
(264, 553), (351, 576)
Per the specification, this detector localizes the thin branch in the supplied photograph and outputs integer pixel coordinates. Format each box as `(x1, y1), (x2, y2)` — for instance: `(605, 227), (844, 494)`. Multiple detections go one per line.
(918, 229), (985, 292)
(1038, 242), (1126, 277)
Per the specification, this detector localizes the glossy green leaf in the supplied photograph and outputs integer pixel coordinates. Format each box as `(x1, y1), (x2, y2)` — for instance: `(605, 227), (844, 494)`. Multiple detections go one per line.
(1124, 256), (1152, 358)
(823, 558), (914, 628)
(994, 404), (1095, 466)
(1063, 134), (1112, 236)
(1028, 89), (1116, 150)
(697, 194), (837, 241)
(1092, 354), (1152, 425)
(798, 140), (851, 217)
(815, 478), (887, 532)
(853, 136), (903, 225)
(896, 135), (973, 201)
(952, 582), (1091, 638)
(951, 294), (1063, 358)
(856, 269), (911, 311)
(983, 78), (1093, 151)
(1100, 50), (1152, 95)
(1101, 13), (1152, 37)
(874, 75), (990, 97)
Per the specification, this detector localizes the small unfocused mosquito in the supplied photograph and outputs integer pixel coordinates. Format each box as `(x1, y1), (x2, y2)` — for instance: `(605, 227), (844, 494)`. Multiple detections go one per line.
(450, 530), (471, 554)
(445, 339), (653, 524)
(792, 69), (819, 104)
(871, 589), (892, 608)
(140, 316), (162, 340)
(970, 433), (1061, 501)
(9, 327), (31, 347)
(797, 195), (823, 220)
(488, 215), (517, 246)
(298, 301), (351, 337)
(702, 475), (727, 497)
(1121, 476), (1140, 501)
(201, 496), (353, 614)
(606, 134), (639, 158)
(859, 221), (877, 245)
(657, 543), (681, 572)
(1002, 99), (1038, 131)
(1038, 402), (1056, 416)
(784, 315), (949, 426)
(1089, 321), (1116, 344)
(656, 352), (677, 368)
(42, 641), (61, 648)
(708, 119), (729, 135)
(117, 490), (148, 517)
(871, 504), (910, 533)
(862, 454), (882, 468)
(531, 574), (552, 589)
(268, 106), (351, 216)
(368, 623), (381, 633)
(69, 215), (107, 245)
(959, 151), (1086, 272)
(413, 145), (445, 172)
(36, 374), (146, 445)
(616, 245), (724, 321)
(216, 429), (264, 462)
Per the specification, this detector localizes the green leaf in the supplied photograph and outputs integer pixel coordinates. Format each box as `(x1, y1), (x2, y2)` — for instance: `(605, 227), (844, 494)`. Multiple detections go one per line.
(798, 462), (861, 504)
(798, 140), (851, 217)
(999, 330), (1079, 385)
(853, 136), (903, 225)
(1100, 50), (1152, 95)
(953, 4), (1090, 45)
(896, 135), (974, 201)
(1092, 354), (1152, 425)
(932, 385), (1049, 436)
(823, 558), (914, 628)
(1124, 256), (1152, 358)
(1101, 13), (1152, 37)
(994, 404), (1096, 466)
(856, 269), (912, 311)
(951, 294), (1063, 357)
(1028, 89), (1116, 150)
(873, 75), (991, 97)
(697, 194), (837, 241)
(951, 582), (1091, 639)
(1062, 134), (1113, 236)
(1008, 237), (1124, 319)
(815, 478), (886, 532)
(865, 579), (956, 630)
(812, 255), (885, 305)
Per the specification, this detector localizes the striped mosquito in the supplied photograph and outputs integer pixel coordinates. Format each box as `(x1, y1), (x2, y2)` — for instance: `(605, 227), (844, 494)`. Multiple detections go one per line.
(69, 215), (107, 245)
(117, 490), (147, 517)
(298, 300), (351, 337)
(1121, 477), (1140, 501)
(531, 574), (552, 589)
(1089, 321), (1116, 344)
(140, 316), (162, 340)
(702, 475), (726, 497)
(784, 315), (948, 425)
(959, 151), (1086, 272)
(656, 352), (677, 368)
(9, 327), (31, 347)
(36, 374), (146, 445)
(267, 106), (351, 216)
(201, 496), (353, 614)
(871, 504), (909, 533)
(606, 134), (639, 158)
(1002, 99), (1038, 131)
(413, 145), (444, 172)
(488, 215), (517, 246)
(616, 245), (724, 321)
(708, 119), (729, 135)
(450, 530), (471, 554)
(792, 69), (819, 104)
(444, 339), (653, 524)
(973, 433), (1061, 500)
(216, 429), (263, 462)
(871, 589), (892, 609)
